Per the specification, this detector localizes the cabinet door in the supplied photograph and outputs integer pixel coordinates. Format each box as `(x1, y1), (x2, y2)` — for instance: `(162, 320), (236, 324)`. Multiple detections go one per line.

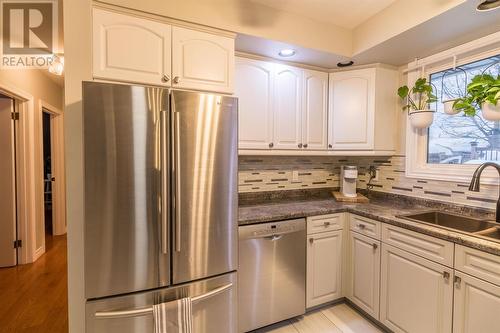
(328, 69), (375, 150)
(307, 230), (342, 308)
(172, 27), (234, 93)
(380, 244), (453, 333)
(303, 69), (328, 150)
(235, 58), (274, 149)
(92, 8), (171, 86)
(453, 271), (500, 333)
(348, 232), (381, 319)
(273, 64), (302, 150)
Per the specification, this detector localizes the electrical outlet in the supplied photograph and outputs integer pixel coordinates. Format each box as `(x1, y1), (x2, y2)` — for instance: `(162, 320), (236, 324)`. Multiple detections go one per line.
(292, 170), (299, 181)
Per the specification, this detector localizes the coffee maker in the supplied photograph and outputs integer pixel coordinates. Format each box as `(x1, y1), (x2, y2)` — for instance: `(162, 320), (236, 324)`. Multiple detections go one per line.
(341, 165), (358, 198)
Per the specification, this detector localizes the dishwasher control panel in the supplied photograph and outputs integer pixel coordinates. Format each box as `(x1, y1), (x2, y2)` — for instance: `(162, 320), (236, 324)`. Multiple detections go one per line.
(239, 218), (306, 239)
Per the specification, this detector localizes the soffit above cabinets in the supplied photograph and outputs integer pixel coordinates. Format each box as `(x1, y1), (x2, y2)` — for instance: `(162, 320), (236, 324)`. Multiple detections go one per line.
(251, 0), (397, 29)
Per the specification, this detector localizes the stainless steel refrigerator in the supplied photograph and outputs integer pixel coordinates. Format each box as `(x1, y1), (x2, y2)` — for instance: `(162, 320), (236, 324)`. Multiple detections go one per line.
(83, 82), (238, 333)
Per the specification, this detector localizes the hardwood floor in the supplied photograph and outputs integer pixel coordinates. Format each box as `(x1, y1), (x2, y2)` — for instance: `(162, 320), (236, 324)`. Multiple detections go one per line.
(0, 235), (68, 332)
(253, 303), (384, 333)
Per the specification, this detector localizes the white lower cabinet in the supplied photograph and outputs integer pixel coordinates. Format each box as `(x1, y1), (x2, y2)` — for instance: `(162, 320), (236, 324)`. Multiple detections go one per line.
(380, 244), (453, 333)
(306, 230), (343, 308)
(348, 231), (381, 319)
(453, 271), (500, 333)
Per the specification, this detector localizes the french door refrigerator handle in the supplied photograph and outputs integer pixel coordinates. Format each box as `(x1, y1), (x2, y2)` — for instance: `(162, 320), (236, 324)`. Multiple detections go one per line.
(174, 111), (182, 253)
(94, 283), (234, 319)
(160, 110), (169, 254)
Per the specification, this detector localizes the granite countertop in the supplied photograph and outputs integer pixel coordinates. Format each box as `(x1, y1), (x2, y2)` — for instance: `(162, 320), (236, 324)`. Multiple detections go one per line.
(238, 192), (500, 256)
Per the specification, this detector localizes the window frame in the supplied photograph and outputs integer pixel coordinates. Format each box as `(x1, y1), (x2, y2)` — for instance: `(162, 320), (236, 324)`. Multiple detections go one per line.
(406, 39), (500, 185)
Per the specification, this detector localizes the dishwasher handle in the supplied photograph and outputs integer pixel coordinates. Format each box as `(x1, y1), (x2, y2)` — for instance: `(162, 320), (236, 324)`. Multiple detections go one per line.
(264, 235), (283, 241)
(239, 219), (306, 240)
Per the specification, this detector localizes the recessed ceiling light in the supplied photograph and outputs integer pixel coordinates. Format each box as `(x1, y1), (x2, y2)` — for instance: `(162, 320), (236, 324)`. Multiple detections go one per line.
(476, 0), (500, 11)
(278, 49), (296, 57)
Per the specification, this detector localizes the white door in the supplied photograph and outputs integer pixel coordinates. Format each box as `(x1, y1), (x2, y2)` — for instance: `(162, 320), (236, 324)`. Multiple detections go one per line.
(172, 27), (234, 93)
(380, 244), (453, 333)
(92, 8), (172, 86)
(348, 232), (381, 319)
(235, 58), (274, 149)
(273, 64), (303, 150)
(303, 69), (328, 150)
(0, 98), (17, 267)
(307, 230), (343, 308)
(328, 69), (375, 150)
(453, 271), (500, 333)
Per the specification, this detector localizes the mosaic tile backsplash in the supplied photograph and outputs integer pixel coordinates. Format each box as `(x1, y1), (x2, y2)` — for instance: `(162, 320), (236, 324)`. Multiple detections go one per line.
(238, 155), (498, 210)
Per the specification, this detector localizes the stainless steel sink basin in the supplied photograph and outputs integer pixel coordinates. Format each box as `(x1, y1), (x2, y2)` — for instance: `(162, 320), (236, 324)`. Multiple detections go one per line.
(397, 211), (500, 242)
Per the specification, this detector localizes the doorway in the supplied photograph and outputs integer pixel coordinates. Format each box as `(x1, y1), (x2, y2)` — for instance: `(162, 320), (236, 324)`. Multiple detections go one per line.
(43, 111), (54, 241)
(0, 96), (18, 267)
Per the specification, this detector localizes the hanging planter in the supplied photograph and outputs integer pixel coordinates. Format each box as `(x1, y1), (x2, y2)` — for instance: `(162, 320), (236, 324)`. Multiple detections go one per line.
(481, 102), (500, 121)
(443, 99), (461, 115)
(397, 78), (438, 129)
(409, 110), (435, 129)
(440, 68), (467, 115)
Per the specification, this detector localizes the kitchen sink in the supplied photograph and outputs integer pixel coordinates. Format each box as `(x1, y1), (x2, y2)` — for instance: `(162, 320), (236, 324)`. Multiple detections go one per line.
(397, 211), (500, 242)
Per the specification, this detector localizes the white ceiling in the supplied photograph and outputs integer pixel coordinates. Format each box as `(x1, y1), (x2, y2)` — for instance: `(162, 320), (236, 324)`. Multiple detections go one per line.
(251, 0), (397, 29)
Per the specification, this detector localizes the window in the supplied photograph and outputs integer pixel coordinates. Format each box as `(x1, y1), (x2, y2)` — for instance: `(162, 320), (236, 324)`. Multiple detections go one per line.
(428, 55), (500, 165)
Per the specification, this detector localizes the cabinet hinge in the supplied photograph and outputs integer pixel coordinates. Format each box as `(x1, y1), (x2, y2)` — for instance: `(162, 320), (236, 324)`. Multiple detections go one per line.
(13, 240), (22, 248)
(11, 112), (19, 120)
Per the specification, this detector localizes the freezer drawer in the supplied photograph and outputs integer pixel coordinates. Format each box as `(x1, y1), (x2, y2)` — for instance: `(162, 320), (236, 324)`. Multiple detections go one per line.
(86, 272), (237, 333)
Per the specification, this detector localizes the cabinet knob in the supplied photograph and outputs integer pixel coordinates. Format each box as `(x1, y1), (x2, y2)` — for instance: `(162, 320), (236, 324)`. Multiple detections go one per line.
(298, 143), (303, 148)
(173, 76), (180, 84)
(309, 238), (314, 244)
(454, 275), (461, 286)
(303, 144), (308, 148)
(357, 224), (366, 230)
(323, 221), (331, 227)
(328, 144), (332, 149)
(443, 271), (450, 280)
(372, 243), (378, 250)
(269, 142), (274, 148)
(161, 74), (170, 83)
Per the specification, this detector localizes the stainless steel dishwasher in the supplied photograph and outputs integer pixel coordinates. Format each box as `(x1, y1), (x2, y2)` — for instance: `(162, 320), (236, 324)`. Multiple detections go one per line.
(238, 218), (306, 332)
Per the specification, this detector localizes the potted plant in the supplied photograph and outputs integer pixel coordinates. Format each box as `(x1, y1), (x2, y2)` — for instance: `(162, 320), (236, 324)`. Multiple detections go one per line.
(441, 68), (467, 115)
(453, 74), (500, 121)
(398, 78), (438, 129)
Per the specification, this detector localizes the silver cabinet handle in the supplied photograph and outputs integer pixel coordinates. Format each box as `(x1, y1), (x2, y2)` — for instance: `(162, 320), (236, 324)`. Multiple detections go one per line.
(160, 111), (169, 254)
(173, 76), (180, 84)
(372, 243), (378, 250)
(174, 112), (182, 252)
(443, 271), (450, 280)
(303, 144), (308, 148)
(357, 224), (366, 230)
(269, 142), (274, 148)
(298, 143), (303, 148)
(161, 74), (170, 83)
(454, 276), (462, 286)
(94, 283), (233, 319)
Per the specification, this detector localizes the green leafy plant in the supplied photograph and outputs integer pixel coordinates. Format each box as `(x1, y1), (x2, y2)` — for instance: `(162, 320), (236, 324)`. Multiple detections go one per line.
(453, 74), (500, 116)
(397, 78), (438, 112)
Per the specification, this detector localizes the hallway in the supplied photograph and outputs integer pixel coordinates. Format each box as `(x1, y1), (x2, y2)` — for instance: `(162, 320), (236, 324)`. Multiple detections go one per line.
(0, 235), (68, 332)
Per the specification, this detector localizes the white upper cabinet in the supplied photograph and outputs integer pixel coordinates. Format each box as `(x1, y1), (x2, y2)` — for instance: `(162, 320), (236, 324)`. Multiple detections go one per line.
(93, 8), (172, 86)
(303, 69), (328, 150)
(328, 67), (398, 151)
(172, 27), (234, 93)
(273, 64), (303, 149)
(235, 58), (274, 149)
(92, 9), (234, 93)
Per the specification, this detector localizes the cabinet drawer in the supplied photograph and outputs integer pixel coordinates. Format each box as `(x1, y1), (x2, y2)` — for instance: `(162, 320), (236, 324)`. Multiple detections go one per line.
(349, 215), (381, 239)
(455, 245), (500, 286)
(307, 214), (344, 234)
(382, 224), (454, 267)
